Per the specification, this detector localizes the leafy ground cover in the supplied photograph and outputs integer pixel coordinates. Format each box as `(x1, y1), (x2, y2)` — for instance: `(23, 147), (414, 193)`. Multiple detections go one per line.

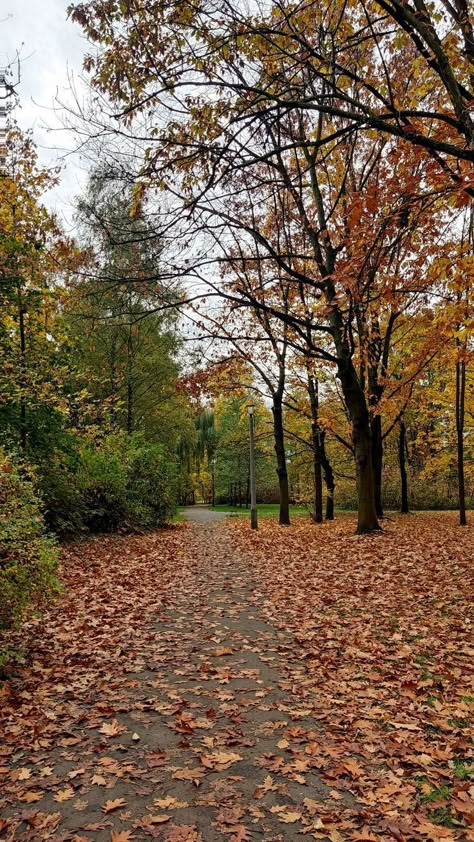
(0, 514), (472, 841)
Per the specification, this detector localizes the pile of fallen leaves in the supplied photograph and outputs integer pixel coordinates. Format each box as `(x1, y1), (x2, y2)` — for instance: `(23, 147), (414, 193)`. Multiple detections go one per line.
(231, 512), (474, 840)
(0, 513), (472, 841)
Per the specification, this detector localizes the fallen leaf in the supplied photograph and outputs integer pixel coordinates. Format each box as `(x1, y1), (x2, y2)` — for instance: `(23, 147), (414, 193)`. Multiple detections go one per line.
(20, 791), (43, 803)
(99, 720), (127, 737)
(92, 774), (108, 786)
(54, 786), (75, 802)
(154, 797), (188, 809)
(200, 751), (242, 770)
(102, 798), (127, 813)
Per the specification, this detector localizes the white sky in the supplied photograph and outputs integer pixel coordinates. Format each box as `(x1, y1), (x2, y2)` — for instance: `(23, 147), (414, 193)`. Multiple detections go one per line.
(2, 0), (90, 230)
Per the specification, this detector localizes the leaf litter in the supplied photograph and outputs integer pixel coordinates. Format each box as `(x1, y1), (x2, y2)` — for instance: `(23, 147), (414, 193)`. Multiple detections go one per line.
(0, 513), (472, 840)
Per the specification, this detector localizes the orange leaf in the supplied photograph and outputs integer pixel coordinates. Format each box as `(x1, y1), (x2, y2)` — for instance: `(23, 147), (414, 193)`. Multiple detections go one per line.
(102, 798), (126, 813)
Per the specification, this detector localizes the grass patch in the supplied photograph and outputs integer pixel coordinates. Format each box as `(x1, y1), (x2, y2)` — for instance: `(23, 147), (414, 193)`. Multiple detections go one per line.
(210, 503), (310, 517)
(421, 785), (451, 804)
(427, 808), (456, 828)
(453, 757), (473, 780)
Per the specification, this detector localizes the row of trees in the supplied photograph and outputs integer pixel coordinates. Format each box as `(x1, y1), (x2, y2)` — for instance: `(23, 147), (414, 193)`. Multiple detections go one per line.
(69, 0), (474, 532)
(0, 125), (195, 541)
(177, 354), (473, 523)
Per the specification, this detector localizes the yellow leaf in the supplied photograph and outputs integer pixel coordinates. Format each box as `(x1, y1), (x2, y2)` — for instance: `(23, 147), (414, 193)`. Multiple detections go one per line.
(53, 787), (75, 802)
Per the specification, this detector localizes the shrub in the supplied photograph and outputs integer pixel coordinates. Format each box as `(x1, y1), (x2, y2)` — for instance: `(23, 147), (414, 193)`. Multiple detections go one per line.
(77, 436), (128, 533)
(35, 432), (178, 537)
(0, 450), (60, 636)
(126, 438), (177, 528)
(39, 446), (85, 536)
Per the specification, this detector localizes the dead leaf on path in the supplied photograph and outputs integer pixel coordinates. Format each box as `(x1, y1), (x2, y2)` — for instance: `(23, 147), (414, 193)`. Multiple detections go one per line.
(416, 821), (457, 840)
(389, 721), (422, 731)
(92, 774), (108, 785)
(20, 790), (43, 802)
(85, 821), (114, 831)
(145, 751), (167, 767)
(303, 797), (321, 815)
(73, 799), (88, 811)
(211, 647), (233, 656)
(102, 798), (126, 813)
(229, 825), (250, 841)
(343, 759), (364, 778)
(111, 832), (134, 842)
(154, 797), (189, 809)
(351, 830), (380, 841)
(68, 767), (85, 779)
(59, 737), (81, 747)
(172, 767), (205, 781)
(143, 814), (172, 825)
(200, 751), (242, 770)
(99, 719), (127, 737)
(53, 786), (75, 802)
(17, 767), (32, 780)
(164, 826), (204, 842)
(270, 806), (302, 823)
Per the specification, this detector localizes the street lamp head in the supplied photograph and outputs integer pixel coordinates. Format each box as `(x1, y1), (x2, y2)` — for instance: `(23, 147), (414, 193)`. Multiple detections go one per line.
(246, 404), (255, 416)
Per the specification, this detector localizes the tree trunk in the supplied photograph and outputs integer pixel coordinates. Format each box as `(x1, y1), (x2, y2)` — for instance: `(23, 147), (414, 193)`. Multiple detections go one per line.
(371, 413), (384, 518)
(456, 356), (467, 526)
(312, 424), (323, 523)
(307, 375), (323, 522)
(337, 359), (381, 534)
(320, 431), (335, 520)
(398, 418), (409, 514)
(272, 394), (290, 525)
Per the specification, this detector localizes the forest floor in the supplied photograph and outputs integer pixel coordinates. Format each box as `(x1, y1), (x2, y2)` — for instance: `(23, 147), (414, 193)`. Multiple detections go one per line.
(0, 514), (473, 842)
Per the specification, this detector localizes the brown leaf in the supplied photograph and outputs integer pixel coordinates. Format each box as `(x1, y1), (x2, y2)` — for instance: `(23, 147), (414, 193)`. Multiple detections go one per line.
(92, 774), (108, 786)
(54, 786), (75, 802)
(102, 798), (127, 813)
(19, 790), (43, 803)
(99, 720), (127, 737)
(164, 826), (204, 842)
(200, 751), (242, 770)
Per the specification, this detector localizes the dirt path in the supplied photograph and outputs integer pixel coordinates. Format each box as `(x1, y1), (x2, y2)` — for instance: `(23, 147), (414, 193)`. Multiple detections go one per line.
(181, 507), (230, 524)
(0, 521), (357, 842)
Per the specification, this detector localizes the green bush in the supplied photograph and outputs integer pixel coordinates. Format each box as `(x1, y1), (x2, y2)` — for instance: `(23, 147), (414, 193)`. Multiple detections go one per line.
(77, 436), (128, 533)
(39, 432), (177, 536)
(126, 437), (177, 528)
(0, 451), (60, 636)
(39, 446), (85, 536)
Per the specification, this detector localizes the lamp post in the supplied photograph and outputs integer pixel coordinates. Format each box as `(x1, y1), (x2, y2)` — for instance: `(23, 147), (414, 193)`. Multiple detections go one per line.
(247, 404), (258, 530)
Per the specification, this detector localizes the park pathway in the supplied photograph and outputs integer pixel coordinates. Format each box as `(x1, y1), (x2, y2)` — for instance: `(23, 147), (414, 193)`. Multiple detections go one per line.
(181, 506), (230, 524)
(0, 519), (358, 842)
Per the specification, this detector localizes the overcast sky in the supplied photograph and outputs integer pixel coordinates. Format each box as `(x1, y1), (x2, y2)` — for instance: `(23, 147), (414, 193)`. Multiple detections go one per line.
(2, 0), (90, 229)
